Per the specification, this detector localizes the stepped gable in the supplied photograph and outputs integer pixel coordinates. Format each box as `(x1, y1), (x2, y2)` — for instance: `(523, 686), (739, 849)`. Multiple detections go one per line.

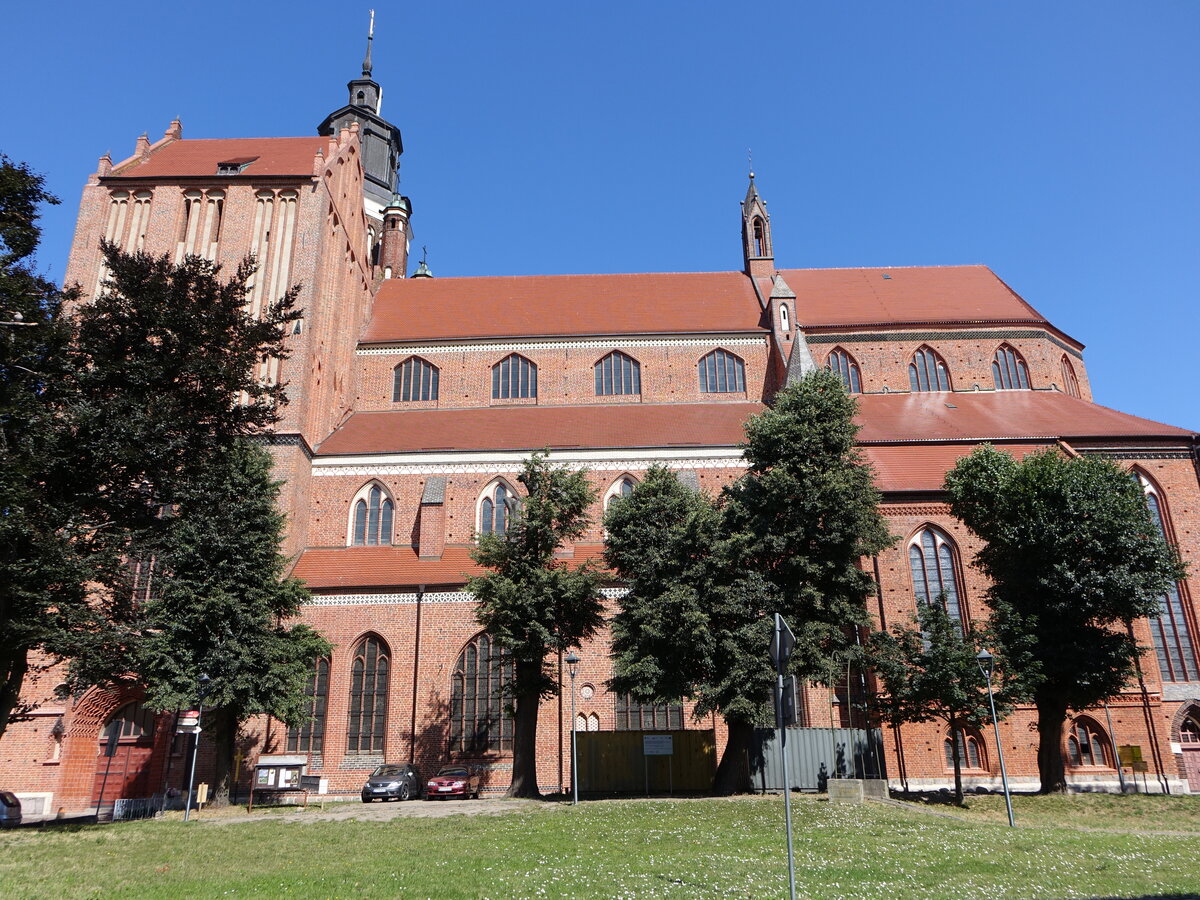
(363, 271), (767, 342)
(779, 265), (1051, 330)
(315, 402), (761, 456)
(107, 136), (329, 179)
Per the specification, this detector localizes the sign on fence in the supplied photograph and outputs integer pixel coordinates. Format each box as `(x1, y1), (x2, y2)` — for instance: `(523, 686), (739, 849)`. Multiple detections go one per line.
(643, 735), (673, 756)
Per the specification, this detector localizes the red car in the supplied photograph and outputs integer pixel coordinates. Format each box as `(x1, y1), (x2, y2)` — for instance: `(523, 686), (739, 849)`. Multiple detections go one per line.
(424, 765), (481, 799)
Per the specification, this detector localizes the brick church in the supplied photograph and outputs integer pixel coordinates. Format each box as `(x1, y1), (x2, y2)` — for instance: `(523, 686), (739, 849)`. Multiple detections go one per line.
(5, 33), (1200, 816)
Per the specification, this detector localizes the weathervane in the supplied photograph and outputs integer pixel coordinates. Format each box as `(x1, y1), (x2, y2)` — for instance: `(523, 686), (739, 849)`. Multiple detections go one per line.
(748, 148), (754, 180)
(362, 9), (375, 77)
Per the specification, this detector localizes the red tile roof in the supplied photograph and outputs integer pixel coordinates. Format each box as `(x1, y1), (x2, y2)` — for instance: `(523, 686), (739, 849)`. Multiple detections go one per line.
(863, 442), (1054, 493)
(292, 543), (607, 591)
(364, 272), (767, 343)
(316, 402), (761, 456)
(316, 393), (1190, 458)
(363, 265), (1055, 343)
(855, 391), (1193, 443)
(108, 137), (326, 179)
(779, 265), (1048, 329)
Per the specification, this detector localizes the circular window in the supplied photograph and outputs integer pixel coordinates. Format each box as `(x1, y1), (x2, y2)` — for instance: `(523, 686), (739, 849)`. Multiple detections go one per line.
(580, 683), (595, 701)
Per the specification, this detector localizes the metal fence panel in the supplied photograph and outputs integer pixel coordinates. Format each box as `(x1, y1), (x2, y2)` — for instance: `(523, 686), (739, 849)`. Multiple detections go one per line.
(112, 795), (164, 821)
(751, 727), (885, 792)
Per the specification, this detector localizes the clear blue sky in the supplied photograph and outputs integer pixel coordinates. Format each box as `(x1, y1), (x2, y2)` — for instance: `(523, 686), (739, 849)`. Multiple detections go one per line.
(2, 1), (1196, 428)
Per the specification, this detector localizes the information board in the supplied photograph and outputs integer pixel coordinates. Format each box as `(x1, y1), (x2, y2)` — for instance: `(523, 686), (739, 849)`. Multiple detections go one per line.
(643, 734), (673, 756)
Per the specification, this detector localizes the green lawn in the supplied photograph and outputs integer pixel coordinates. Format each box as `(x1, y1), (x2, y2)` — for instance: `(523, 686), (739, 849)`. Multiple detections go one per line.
(897, 790), (1200, 834)
(2, 796), (1198, 899)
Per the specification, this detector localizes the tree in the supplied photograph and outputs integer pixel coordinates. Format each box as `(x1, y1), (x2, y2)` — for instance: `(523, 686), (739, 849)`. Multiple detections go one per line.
(0, 160), (308, 744)
(870, 601), (1022, 805)
(467, 453), (605, 798)
(0, 156), (94, 741)
(126, 440), (330, 799)
(945, 446), (1183, 793)
(606, 371), (894, 793)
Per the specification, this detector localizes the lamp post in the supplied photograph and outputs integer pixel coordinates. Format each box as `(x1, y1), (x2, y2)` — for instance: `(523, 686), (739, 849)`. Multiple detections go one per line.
(183, 673), (211, 823)
(565, 651), (580, 805)
(976, 650), (1015, 827)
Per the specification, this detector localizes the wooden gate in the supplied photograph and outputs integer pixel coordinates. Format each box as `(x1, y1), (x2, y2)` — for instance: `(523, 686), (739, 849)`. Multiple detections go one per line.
(576, 730), (715, 794)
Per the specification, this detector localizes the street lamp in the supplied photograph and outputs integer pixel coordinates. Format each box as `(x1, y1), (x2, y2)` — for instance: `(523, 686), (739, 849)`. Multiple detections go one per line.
(565, 651), (580, 806)
(976, 650), (1015, 827)
(183, 673), (211, 823)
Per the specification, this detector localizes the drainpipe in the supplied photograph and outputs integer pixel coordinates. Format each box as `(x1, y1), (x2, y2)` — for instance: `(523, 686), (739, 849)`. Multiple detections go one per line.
(408, 585), (424, 765)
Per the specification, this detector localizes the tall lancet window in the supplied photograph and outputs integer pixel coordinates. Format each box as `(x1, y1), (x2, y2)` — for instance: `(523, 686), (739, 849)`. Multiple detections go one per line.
(1133, 472), (1198, 682)
(908, 527), (965, 628)
(350, 483), (394, 546)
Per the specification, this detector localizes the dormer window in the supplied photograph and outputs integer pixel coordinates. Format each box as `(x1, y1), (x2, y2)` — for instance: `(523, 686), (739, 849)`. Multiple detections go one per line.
(215, 157), (258, 176)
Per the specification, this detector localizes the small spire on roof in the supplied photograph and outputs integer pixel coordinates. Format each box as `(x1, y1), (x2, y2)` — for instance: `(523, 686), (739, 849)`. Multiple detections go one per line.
(362, 9), (375, 77)
(412, 245), (433, 279)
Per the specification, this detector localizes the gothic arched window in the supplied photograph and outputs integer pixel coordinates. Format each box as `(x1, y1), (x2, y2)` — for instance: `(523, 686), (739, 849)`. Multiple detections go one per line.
(908, 347), (952, 392)
(594, 351), (642, 396)
(287, 657), (330, 754)
(1061, 356), (1080, 398)
(605, 476), (636, 511)
(450, 633), (513, 753)
(908, 527), (965, 626)
(393, 356), (439, 402)
(992, 344), (1031, 390)
(1133, 472), (1199, 682)
(944, 729), (985, 770)
(347, 635), (389, 755)
(827, 348), (862, 393)
(698, 349), (746, 394)
(1067, 717), (1111, 768)
(492, 354), (537, 399)
(480, 481), (516, 536)
(350, 483), (394, 546)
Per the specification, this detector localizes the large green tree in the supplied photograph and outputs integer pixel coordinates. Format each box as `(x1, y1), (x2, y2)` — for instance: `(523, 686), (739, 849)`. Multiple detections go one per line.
(0, 156), (95, 740)
(870, 601), (1022, 805)
(0, 157), (314, 745)
(606, 371), (894, 793)
(945, 446), (1183, 793)
(468, 453), (605, 798)
(127, 440), (330, 799)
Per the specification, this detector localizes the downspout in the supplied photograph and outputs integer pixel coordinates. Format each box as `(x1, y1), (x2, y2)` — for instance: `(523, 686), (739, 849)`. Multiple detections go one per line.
(1128, 622), (1170, 794)
(408, 584), (424, 765)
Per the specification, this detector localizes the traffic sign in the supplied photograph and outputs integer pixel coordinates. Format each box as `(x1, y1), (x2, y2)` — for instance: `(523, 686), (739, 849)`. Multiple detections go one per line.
(769, 613), (795, 672)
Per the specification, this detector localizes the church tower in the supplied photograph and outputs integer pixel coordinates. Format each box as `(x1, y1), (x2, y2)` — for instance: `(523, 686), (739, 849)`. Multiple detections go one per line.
(318, 12), (406, 221)
(741, 172), (775, 279)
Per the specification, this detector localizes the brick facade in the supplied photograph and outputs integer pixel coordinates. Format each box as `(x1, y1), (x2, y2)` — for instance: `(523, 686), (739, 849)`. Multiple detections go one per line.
(5, 64), (1200, 816)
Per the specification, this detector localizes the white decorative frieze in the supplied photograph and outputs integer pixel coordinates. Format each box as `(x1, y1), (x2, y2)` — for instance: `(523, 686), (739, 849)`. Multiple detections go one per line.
(312, 450), (745, 476)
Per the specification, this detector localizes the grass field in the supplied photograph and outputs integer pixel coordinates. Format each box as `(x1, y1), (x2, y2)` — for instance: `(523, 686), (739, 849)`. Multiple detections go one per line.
(2, 795), (1199, 899)
(900, 790), (1200, 834)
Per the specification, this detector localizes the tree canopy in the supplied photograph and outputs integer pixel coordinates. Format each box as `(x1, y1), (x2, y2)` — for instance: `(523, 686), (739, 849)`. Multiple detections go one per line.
(468, 453), (605, 798)
(870, 601), (1022, 804)
(945, 446), (1184, 792)
(606, 371), (894, 793)
(0, 156), (317, 749)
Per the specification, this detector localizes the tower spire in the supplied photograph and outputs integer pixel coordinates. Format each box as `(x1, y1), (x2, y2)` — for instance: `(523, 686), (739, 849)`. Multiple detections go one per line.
(362, 9), (375, 77)
(740, 168), (774, 278)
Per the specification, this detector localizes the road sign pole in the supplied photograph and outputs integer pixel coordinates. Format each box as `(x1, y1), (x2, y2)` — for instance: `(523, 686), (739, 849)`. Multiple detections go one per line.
(773, 613), (797, 900)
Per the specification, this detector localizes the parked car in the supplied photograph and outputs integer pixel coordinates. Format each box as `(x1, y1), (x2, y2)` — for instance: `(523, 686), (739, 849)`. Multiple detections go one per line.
(0, 792), (22, 827)
(424, 765), (481, 800)
(361, 764), (423, 802)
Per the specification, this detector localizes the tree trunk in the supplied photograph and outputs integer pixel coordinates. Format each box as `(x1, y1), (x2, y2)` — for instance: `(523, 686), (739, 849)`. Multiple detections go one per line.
(713, 718), (756, 795)
(949, 717), (964, 806)
(206, 708), (237, 805)
(1035, 693), (1069, 794)
(506, 660), (543, 799)
(0, 645), (29, 743)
